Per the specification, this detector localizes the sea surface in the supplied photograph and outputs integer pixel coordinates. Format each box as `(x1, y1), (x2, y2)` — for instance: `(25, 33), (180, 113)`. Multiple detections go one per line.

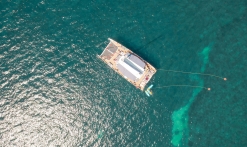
(0, 0), (247, 147)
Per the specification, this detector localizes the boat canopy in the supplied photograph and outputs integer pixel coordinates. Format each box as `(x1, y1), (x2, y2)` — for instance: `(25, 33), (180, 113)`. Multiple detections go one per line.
(117, 56), (143, 81)
(127, 54), (145, 70)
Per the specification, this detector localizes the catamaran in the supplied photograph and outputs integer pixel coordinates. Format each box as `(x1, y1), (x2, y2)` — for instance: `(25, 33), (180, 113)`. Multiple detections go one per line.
(98, 38), (156, 91)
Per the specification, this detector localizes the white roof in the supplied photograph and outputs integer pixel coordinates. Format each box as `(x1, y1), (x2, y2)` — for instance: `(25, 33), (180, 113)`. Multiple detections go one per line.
(118, 56), (142, 80)
(125, 58), (144, 73)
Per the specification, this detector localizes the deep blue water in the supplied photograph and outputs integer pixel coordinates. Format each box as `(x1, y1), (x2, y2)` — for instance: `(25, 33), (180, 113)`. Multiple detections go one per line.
(0, 0), (247, 146)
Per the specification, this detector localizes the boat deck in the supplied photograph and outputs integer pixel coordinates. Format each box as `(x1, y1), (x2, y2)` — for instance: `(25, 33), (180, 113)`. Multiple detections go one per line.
(98, 38), (156, 91)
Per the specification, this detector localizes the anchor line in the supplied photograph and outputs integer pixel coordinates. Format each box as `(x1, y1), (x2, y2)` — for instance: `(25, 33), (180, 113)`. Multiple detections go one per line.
(155, 85), (211, 91)
(158, 69), (227, 80)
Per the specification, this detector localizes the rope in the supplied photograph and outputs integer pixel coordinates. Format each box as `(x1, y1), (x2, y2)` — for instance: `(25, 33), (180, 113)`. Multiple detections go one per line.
(155, 85), (211, 91)
(158, 69), (227, 80)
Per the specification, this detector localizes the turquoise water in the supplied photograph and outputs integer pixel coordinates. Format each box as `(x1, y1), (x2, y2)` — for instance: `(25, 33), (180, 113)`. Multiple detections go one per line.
(1, 0), (247, 146)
